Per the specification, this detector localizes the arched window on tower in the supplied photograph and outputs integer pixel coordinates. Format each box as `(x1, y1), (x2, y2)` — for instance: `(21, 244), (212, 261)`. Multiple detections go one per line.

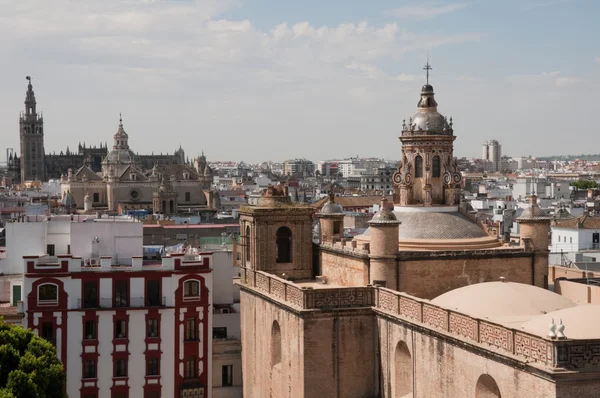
(276, 227), (292, 263)
(245, 225), (251, 263)
(415, 155), (423, 178)
(432, 156), (441, 178)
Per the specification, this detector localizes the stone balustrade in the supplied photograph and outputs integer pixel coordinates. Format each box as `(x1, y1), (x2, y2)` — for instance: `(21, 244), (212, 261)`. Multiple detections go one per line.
(240, 268), (600, 371)
(240, 268), (374, 310)
(374, 287), (584, 369)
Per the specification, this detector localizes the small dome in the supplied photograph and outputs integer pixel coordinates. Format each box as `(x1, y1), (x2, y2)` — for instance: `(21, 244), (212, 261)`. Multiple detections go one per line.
(369, 198), (400, 225)
(409, 111), (449, 133)
(432, 281), (576, 325)
(522, 305), (600, 339)
(421, 84), (434, 93)
(320, 193), (344, 215)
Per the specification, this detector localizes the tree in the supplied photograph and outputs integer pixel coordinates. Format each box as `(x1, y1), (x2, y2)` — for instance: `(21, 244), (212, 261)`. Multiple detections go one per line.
(569, 180), (599, 190)
(0, 321), (66, 398)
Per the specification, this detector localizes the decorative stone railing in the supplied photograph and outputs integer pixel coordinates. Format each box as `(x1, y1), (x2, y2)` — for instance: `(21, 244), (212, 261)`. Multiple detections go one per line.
(375, 287), (575, 369)
(240, 268), (600, 371)
(240, 268), (374, 310)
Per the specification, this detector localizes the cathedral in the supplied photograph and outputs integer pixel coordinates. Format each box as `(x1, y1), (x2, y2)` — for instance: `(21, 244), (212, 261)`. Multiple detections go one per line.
(9, 77), (187, 182)
(237, 73), (600, 397)
(59, 116), (216, 214)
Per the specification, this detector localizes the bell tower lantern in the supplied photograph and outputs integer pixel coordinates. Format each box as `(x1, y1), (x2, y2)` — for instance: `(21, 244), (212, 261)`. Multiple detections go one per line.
(392, 62), (461, 207)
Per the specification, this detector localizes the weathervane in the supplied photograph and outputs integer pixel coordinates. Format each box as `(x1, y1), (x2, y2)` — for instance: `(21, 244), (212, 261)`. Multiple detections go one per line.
(423, 60), (432, 85)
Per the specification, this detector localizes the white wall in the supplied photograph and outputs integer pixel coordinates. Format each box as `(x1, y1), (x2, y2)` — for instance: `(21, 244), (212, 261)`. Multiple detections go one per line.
(70, 221), (143, 262)
(212, 251), (235, 305)
(1, 222), (46, 275)
(551, 228), (580, 253)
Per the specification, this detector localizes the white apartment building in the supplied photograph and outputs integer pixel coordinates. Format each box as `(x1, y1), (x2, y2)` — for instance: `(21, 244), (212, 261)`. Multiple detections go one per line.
(0, 214), (243, 398)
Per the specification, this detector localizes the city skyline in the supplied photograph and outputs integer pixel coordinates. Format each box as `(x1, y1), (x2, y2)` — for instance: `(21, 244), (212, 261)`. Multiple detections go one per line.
(0, 0), (597, 163)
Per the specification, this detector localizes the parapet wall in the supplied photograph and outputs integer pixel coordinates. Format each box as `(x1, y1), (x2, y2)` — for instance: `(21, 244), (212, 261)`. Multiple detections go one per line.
(239, 267), (600, 372)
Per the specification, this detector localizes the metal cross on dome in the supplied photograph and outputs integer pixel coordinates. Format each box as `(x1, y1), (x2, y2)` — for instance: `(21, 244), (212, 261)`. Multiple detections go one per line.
(423, 60), (432, 84)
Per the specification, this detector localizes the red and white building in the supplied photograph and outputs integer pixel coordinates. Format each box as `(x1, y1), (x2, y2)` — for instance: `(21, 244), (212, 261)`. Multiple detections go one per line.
(19, 216), (214, 398)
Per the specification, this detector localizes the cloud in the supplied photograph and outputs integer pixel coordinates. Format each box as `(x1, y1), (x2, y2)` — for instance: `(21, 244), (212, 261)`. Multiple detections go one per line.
(595, 56), (600, 64)
(506, 71), (581, 88)
(387, 2), (466, 20)
(0, 0), (486, 161)
(522, 0), (575, 10)
(455, 75), (483, 82)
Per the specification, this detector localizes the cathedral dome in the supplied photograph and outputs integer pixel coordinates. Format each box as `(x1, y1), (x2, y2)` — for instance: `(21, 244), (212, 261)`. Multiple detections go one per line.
(402, 83), (453, 135)
(105, 149), (135, 163)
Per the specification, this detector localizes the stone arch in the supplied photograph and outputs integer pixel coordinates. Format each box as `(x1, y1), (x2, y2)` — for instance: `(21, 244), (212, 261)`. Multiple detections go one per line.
(271, 320), (282, 367)
(475, 374), (501, 398)
(394, 340), (413, 397)
(275, 226), (292, 263)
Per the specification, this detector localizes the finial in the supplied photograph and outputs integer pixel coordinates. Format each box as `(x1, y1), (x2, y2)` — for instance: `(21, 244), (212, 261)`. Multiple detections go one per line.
(119, 113), (122, 125)
(556, 318), (566, 339)
(402, 119), (406, 130)
(380, 196), (388, 208)
(328, 192), (335, 204)
(449, 117), (453, 128)
(423, 59), (432, 85)
(547, 318), (557, 339)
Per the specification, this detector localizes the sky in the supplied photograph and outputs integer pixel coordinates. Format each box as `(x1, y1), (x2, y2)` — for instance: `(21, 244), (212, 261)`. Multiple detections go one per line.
(0, 0), (598, 163)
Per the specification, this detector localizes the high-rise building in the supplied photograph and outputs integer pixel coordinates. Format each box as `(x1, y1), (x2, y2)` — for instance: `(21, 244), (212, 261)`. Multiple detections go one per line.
(482, 139), (502, 172)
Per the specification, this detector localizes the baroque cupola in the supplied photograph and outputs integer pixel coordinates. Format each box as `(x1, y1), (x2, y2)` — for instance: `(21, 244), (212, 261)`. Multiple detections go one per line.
(392, 61), (462, 207)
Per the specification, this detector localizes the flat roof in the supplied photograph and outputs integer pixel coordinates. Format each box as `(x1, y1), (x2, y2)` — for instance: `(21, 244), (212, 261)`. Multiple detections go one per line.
(143, 223), (239, 229)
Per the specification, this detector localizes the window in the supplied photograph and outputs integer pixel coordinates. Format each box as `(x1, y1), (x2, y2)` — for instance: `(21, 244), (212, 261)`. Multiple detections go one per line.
(213, 327), (227, 340)
(146, 280), (161, 306)
(83, 281), (98, 308)
(46, 244), (55, 256)
(115, 359), (127, 377)
(112, 393), (127, 398)
(93, 192), (99, 203)
(146, 358), (159, 376)
(38, 284), (58, 303)
(222, 365), (233, 387)
(185, 192), (191, 202)
(114, 280), (128, 307)
(84, 359), (97, 379)
(414, 156), (423, 178)
(85, 320), (97, 340)
(41, 322), (54, 344)
(271, 321), (282, 367)
(185, 357), (196, 379)
(184, 281), (200, 298)
(115, 320), (127, 339)
(145, 393), (159, 398)
(147, 318), (159, 338)
(245, 226), (251, 262)
(432, 156), (441, 178)
(185, 318), (196, 341)
(275, 227), (292, 263)
(333, 221), (341, 234)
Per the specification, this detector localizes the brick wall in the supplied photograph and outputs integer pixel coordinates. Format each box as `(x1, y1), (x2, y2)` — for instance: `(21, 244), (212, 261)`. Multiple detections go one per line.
(321, 251), (369, 286)
(398, 254), (536, 299)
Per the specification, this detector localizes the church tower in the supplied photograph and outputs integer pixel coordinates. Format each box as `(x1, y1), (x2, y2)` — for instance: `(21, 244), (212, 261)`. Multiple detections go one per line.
(19, 76), (46, 182)
(393, 62), (461, 207)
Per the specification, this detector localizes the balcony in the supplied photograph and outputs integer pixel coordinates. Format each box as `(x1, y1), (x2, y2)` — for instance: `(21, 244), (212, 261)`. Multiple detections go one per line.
(75, 296), (166, 309)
